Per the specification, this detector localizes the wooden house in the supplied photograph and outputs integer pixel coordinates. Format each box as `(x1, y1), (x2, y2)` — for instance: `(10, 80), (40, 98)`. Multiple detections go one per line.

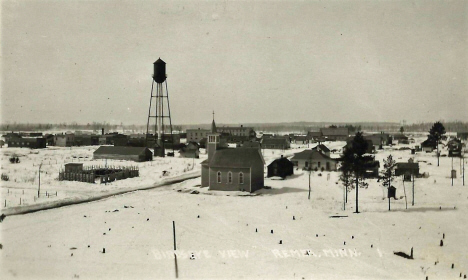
(447, 139), (463, 157)
(395, 162), (419, 181)
(55, 133), (75, 147)
(267, 156), (294, 178)
(179, 142), (200, 158)
(290, 149), (338, 171)
(261, 137), (290, 150)
(393, 134), (409, 144)
(421, 138), (436, 152)
(364, 132), (392, 148)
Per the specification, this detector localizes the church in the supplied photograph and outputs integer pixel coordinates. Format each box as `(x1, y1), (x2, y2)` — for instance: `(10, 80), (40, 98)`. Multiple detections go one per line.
(201, 115), (265, 192)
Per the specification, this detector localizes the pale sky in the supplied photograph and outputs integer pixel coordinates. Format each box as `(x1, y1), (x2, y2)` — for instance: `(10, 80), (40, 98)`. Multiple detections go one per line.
(1, 0), (467, 125)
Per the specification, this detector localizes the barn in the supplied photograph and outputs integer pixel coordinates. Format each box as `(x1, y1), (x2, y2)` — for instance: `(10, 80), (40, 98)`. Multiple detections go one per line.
(93, 146), (153, 162)
(267, 155), (294, 178)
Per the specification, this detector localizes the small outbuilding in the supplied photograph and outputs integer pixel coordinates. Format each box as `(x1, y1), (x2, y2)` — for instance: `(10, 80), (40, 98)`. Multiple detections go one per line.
(93, 146), (153, 162)
(65, 163), (84, 173)
(267, 155), (294, 178)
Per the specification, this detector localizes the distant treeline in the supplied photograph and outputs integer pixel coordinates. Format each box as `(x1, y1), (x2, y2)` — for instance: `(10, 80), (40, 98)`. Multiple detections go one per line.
(184, 121), (468, 134)
(1, 121), (467, 134)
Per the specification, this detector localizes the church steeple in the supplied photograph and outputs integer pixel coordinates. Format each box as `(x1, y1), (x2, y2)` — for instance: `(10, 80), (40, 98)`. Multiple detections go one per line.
(211, 111), (217, 133)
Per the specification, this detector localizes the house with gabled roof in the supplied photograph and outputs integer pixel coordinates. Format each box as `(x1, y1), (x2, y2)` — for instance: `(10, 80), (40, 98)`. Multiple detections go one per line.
(364, 132), (392, 149)
(447, 138), (463, 157)
(267, 155), (294, 178)
(290, 149), (338, 171)
(395, 162), (419, 181)
(312, 144), (330, 156)
(201, 116), (264, 192)
(179, 142), (200, 158)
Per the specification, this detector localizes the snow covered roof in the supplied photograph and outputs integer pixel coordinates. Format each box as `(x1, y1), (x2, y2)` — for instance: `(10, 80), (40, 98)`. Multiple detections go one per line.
(313, 144), (330, 152)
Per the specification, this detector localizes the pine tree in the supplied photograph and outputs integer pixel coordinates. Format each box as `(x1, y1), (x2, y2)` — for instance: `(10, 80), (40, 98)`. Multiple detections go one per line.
(340, 132), (374, 213)
(339, 164), (353, 207)
(429, 122), (446, 166)
(381, 155), (396, 211)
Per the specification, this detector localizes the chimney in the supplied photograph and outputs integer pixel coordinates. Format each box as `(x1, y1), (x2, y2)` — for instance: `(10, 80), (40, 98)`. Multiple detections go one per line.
(241, 125), (243, 128)
(101, 128), (104, 135)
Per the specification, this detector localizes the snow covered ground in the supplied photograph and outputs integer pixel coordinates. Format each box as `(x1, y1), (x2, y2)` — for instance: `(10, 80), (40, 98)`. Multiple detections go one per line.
(1, 137), (467, 279)
(0, 146), (202, 214)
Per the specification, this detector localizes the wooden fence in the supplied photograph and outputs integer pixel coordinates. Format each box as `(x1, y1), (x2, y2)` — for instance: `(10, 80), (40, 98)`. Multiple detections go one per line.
(59, 172), (96, 183)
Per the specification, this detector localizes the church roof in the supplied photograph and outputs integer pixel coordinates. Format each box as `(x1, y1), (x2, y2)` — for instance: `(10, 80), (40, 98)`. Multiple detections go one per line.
(211, 119), (217, 133)
(209, 148), (264, 168)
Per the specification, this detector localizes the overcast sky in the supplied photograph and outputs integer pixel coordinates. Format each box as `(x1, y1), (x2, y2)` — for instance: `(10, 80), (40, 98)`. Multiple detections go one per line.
(1, 0), (467, 125)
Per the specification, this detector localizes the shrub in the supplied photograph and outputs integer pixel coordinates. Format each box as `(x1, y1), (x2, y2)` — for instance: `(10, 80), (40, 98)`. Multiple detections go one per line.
(1, 174), (9, 181)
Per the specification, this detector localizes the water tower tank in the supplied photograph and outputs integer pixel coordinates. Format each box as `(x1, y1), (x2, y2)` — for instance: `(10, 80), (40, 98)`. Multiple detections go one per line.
(153, 58), (166, 83)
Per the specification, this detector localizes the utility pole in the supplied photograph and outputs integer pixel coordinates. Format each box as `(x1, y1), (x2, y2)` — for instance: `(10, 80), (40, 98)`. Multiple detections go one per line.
(173, 221), (178, 278)
(308, 154), (312, 200)
(38, 163), (42, 197)
(173, 221), (176, 250)
(402, 176), (408, 210)
(452, 156), (454, 186)
(412, 174), (415, 206)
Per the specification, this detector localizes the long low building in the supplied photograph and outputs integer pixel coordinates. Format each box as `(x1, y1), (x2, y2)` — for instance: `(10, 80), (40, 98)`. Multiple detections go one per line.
(7, 136), (46, 149)
(93, 146), (153, 162)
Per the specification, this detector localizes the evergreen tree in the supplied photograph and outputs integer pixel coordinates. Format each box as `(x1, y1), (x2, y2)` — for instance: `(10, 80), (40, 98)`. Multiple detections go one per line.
(428, 122), (446, 166)
(380, 155), (396, 210)
(339, 162), (353, 207)
(340, 132), (374, 213)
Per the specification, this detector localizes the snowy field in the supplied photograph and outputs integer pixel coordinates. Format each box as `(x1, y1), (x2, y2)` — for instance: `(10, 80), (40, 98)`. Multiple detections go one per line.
(1, 137), (467, 279)
(0, 146), (202, 215)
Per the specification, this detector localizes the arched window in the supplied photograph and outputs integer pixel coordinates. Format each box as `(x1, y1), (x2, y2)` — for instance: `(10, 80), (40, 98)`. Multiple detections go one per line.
(228, 172), (233, 184)
(217, 171), (221, 183)
(239, 172), (244, 184)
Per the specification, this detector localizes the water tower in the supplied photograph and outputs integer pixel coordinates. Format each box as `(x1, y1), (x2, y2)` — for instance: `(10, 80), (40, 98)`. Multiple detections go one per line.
(145, 58), (174, 157)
